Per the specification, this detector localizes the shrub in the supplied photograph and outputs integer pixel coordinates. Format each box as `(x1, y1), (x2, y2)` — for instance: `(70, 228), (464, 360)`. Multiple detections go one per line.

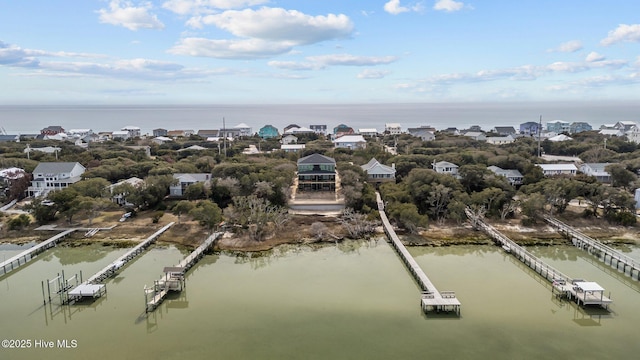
(8, 214), (31, 230)
(152, 211), (164, 224)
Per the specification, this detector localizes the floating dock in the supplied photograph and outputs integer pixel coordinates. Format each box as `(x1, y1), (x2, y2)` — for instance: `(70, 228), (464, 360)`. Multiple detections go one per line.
(145, 231), (222, 312)
(466, 209), (612, 309)
(66, 222), (175, 302)
(1, 229), (75, 276)
(545, 215), (640, 280)
(376, 192), (461, 315)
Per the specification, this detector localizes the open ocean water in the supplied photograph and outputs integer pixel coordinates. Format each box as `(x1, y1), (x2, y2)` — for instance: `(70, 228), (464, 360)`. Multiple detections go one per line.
(1, 101), (639, 136)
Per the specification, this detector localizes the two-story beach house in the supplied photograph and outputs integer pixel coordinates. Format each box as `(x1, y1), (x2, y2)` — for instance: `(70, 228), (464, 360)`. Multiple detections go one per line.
(258, 125), (279, 139)
(169, 173), (212, 197)
(333, 135), (367, 150)
(433, 161), (459, 177)
(580, 163), (612, 183)
(487, 166), (523, 186)
(27, 162), (86, 197)
(297, 154), (336, 192)
(537, 163), (577, 176)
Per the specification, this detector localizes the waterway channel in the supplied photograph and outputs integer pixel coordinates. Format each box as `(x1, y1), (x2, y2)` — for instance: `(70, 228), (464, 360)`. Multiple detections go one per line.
(1, 238), (639, 359)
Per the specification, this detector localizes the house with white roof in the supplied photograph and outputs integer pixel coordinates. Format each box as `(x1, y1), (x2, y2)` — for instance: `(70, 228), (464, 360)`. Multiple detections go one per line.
(598, 129), (624, 137)
(385, 123), (402, 135)
(234, 123), (253, 137)
(121, 126), (141, 138)
(433, 161), (459, 177)
(67, 129), (93, 138)
(169, 173), (212, 197)
(358, 128), (378, 137)
(333, 135), (367, 150)
(614, 121), (637, 132)
(281, 144), (306, 152)
(112, 130), (130, 140)
(281, 134), (298, 145)
(463, 132), (487, 141)
(626, 125), (640, 144)
(486, 136), (514, 145)
(27, 162), (86, 197)
(580, 163), (612, 183)
(537, 163), (577, 176)
(108, 177), (144, 206)
(548, 134), (573, 142)
(361, 158), (395, 184)
(152, 136), (172, 145)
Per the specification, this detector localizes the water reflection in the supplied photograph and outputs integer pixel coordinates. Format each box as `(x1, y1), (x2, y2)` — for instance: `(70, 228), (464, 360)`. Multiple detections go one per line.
(48, 244), (113, 265)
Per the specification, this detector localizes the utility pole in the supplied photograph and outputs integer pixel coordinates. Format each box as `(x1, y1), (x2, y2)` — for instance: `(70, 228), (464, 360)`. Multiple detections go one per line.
(537, 115), (542, 157)
(222, 117), (227, 157)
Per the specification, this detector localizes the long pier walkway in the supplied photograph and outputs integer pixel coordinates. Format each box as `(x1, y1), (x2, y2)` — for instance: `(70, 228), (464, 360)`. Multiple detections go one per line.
(145, 231), (222, 313)
(466, 209), (612, 309)
(376, 192), (460, 315)
(1, 229), (76, 276)
(67, 222), (175, 302)
(545, 215), (640, 280)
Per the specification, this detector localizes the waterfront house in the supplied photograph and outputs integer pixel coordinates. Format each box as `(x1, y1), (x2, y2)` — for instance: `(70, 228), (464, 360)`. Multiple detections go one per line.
(258, 125), (279, 139)
(580, 163), (612, 183)
(169, 173), (211, 197)
(614, 121), (637, 132)
(152, 136), (172, 145)
(284, 124), (301, 133)
(98, 132), (113, 141)
(333, 124), (355, 138)
(234, 123), (253, 137)
(281, 144), (305, 152)
(537, 163), (577, 176)
(0, 167), (26, 197)
(112, 130), (130, 140)
(361, 158), (395, 184)
(167, 130), (187, 138)
(197, 130), (219, 138)
(546, 120), (570, 133)
(626, 125), (640, 144)
(153, 128), (168, 137)
(569, 122), (592, 134)
(310, 125), (327, 135)
(385, 123), (402, 135)
(219, 128), (242, 139)
(409, 128), (435, 141)
(108, 177), (144, 206)
(548, 134), (573, 142)
(598, 129), (624, 137)
(433, 161), (459, 177)
(333, 135), (367, 150)
(288, 126), (315, 135)
(519, 121), (540, 136)
(40, 125), (65, 136)
(486, 135), (515, 145)
(27, 162), (85, 197)
(443, 127), (460, 135)
(281, 134), (298, 145)
(67, 129), (93, 138)
(121, 126), (141, 138)
(493, 126), (517, 136)
(463, 132), (487, 141)
(297, 153), (336, 192)
(358, 128), (378, 137)
(487, 166), (523, 186)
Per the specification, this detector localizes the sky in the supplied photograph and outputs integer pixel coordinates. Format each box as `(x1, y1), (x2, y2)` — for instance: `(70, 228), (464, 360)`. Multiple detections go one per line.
(1, 0), (640, 105)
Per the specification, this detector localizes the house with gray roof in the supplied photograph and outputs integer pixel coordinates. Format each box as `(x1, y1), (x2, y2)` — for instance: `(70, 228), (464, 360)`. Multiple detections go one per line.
(27, 162), (86, 197)
(361, 158), (396, 184)
(297, 154), (336, 192)
(433, 161), (459, 177)
(493, 126), (517, 136)
(169, 173), (212, 197)
(487, 166), (523, 186)
(580, 163), (612, 183)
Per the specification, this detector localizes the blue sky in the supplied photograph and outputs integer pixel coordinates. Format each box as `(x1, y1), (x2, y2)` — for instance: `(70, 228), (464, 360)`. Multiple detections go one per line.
(1, 0), (639, 104)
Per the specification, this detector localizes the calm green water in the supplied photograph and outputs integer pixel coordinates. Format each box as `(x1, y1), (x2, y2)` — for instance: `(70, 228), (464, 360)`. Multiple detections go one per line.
(1, 238), (640, 360)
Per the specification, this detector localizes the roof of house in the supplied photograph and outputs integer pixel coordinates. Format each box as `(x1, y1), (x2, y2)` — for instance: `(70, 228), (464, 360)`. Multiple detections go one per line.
(0, 134), (19, 142)
(548, 134), (573, 142)
(487, 166), (523, 178)
(359, 128), (378, 133)
(0, 167), (25, 179)
(361, 158), (395, 175)
(463, 131), (485, 137)
(197, 129), (219, 136)
(234, 123), (250, 128)
(599, 129), (623, 136)
(333, 135), (366, 143)
(581, 163), (612, 174)
(32, 162), (84, 174)
(537, 163), (578, 171)
(494, 126), (516, 132)
(178, 145), (207, 151)
(153, 136), (172, 142)
(298, 153), (335, 165)
(385, 123), (401, 128)
(281, 144), (306, 150)
(173, 173), (211, 183)
(434, 161), (458, 168)
(121, 126), (140, 130)
(547, 120), (569, 124)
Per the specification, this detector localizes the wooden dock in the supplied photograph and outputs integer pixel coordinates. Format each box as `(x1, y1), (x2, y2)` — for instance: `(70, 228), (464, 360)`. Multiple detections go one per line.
(67, 222), (175, 302)
(466, 209), (612, 309)
(145, 231), (222, 313)
(545, 215), (640, 280)
(376, 192), (461, 315)
(1, 229), (75, 277)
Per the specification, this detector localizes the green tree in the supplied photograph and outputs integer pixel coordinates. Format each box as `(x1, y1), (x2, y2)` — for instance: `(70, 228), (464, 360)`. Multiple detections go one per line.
(173, 200), (195, 224)
(70, 178), (111, 198)
(387, 202), (428, 234)
(189, 200), (222, 232)
(606, 164), (636, 190)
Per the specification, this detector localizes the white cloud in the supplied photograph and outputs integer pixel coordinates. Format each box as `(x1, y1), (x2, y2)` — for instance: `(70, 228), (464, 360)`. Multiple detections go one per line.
(267, 61), (321, 71)
(549, 40), (583, 53)
(384, 0), (409, 15)
(585, 52), (605, 62)
(162, 0), (268, 15)
(357, 69), (391, 79)
(601, 24), (640, 46)
(173, 8), (354, 59)
(0, 41), (105, 67)
(433, 0), (464, 12)
(168, 37), (294, 59)
(98, 0), (165, 31)
(307, 54), (398, 66)
(195, 8), (353, 44)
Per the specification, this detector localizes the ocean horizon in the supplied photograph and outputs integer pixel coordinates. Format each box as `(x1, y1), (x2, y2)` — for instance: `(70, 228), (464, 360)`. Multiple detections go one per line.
(1, 101), (639, 136)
